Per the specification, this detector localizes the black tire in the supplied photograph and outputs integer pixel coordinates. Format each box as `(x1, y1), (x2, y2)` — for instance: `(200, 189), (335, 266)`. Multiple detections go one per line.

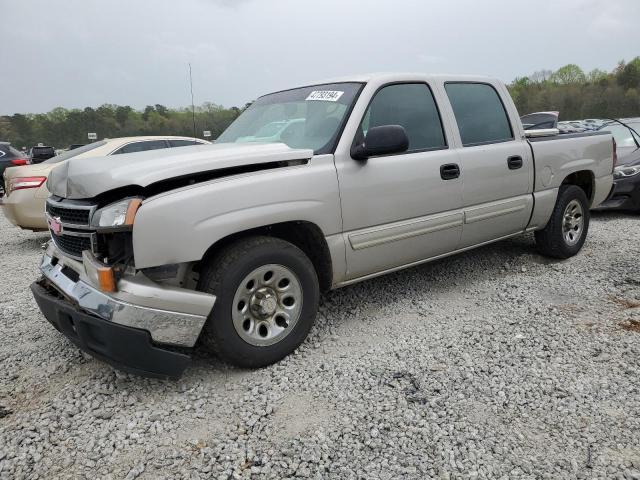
(535, 185), (590, 259)
(197, 236), (319, 368)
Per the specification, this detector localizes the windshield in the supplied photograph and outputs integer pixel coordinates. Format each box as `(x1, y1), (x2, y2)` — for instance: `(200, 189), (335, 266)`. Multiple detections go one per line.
(44, 140), (107, 164)
(602, 123), (640, 148)
(217, 82), (363, 154)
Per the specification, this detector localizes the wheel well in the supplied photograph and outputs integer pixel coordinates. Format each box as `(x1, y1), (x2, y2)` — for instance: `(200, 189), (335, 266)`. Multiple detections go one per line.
(200, 221), (333, 292)
(561, 170), (594, 204)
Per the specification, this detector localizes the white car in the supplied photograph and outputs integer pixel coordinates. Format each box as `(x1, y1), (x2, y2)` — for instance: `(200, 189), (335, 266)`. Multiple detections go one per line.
(1, 136), (210, 230)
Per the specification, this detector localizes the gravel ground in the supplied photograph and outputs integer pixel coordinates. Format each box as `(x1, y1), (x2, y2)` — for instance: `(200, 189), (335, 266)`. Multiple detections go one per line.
(0, 211), (639, 480)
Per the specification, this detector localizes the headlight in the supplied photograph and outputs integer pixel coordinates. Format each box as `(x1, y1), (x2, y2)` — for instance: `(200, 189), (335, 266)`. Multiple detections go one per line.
(91, 197), (143, 230)
(614, 165), (640, 179)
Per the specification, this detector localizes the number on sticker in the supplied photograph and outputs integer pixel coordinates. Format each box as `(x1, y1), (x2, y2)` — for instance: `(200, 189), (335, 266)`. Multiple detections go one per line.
(306, 91), (344, 102)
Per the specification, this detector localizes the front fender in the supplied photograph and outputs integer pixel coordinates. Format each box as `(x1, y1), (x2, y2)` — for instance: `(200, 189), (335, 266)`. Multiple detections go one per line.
(132, 155), (342, 269)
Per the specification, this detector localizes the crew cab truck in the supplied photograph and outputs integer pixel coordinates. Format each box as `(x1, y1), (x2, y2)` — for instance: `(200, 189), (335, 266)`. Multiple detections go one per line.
(31, 74), (615, 378)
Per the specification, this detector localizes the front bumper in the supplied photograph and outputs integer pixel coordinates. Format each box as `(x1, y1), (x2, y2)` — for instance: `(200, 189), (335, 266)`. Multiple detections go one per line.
(595, 174), (640, 211)
(32, 282), (190, 378)
(33, 245), (216, 378)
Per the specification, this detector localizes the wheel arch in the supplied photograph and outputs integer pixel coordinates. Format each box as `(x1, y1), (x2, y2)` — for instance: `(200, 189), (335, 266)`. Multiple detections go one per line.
(198, 221), (334, 292)
(561, 169), (595, 205)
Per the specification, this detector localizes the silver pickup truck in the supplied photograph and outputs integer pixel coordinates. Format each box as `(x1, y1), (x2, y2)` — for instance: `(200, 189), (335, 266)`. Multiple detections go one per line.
(32, 74), (614, 378)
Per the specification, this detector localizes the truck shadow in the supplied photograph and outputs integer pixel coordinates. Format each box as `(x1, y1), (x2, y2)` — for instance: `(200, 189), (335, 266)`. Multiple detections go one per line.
(191, 233), (540, 372)
(590, 210), (638, 222)
(320, 210), (632, 310)
(191, 212), (632, 372)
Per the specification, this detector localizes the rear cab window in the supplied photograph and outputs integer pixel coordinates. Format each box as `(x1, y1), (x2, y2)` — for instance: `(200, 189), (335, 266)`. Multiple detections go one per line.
(444, 83), (514, 147)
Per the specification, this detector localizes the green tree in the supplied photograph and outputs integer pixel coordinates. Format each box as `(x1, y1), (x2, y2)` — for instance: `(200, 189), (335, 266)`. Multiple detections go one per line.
(587, 69), (608, 84)
(618, 57), (640, 90)
(549, 64), (586, 85)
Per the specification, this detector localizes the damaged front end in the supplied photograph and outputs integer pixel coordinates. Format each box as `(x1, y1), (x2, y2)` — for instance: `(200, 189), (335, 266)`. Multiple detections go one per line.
(33, 195), (216, 378)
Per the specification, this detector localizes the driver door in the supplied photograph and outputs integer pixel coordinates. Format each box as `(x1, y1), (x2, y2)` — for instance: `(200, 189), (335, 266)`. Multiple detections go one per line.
(334, 82), (464, 280)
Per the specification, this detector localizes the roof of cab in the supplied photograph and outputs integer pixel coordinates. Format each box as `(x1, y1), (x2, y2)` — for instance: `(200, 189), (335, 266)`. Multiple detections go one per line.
(261, 73), (502, 99)
(310, 72), (499, 85)
(99, 135), (207, 143)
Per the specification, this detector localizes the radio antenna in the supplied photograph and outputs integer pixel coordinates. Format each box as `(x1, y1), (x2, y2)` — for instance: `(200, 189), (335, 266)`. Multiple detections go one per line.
(188, 63), (197, 141)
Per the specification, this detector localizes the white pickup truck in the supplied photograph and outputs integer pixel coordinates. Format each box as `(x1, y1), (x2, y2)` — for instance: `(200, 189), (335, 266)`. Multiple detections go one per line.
(32, 73), (614, 378)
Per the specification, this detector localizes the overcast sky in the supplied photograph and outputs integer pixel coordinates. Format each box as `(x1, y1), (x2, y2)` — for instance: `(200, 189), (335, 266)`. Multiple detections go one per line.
(1, 0), (639, 115)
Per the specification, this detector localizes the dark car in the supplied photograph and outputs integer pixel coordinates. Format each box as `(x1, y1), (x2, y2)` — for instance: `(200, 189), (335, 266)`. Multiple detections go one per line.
(596, 119), (640, 212)
(0, 142), (28, 195)
(29, 145), (56, 164)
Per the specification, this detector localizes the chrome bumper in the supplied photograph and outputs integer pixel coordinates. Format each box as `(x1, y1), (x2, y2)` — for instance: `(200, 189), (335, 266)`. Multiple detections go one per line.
(39, 250), (215, 347)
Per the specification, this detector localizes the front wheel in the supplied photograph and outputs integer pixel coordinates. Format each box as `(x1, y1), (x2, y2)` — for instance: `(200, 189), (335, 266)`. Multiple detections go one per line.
(197, 236), (319, 368)
(535, 185), (590, 259)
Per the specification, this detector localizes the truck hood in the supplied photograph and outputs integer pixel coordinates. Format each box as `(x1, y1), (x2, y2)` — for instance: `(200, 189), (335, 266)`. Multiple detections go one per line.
(48, 142), (313, 199)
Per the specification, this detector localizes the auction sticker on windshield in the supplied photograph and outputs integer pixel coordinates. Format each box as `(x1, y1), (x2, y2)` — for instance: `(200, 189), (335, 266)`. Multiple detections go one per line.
(306, 90), (344, 102)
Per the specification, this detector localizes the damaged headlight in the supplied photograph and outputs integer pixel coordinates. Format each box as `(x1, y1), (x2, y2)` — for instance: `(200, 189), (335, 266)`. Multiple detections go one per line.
(614, 165), (640, 179)
(91, 197), (143, 230)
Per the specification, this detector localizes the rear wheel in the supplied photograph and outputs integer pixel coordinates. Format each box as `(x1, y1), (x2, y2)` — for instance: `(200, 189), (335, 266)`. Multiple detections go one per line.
(197, 236), (319, 368)
(535, 185), (590, 259)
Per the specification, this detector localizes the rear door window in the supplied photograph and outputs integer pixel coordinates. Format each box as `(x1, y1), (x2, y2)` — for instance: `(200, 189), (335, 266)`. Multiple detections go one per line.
(113, 140), (169, 154)
(168, 139), (204, 147)
(445, 83), (514, 147)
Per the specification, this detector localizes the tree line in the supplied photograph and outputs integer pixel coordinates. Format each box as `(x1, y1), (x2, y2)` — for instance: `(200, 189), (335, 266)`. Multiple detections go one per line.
(1, 58), (639, 149)
(509, 57), (640, 120)
(0, 102), (245, 150)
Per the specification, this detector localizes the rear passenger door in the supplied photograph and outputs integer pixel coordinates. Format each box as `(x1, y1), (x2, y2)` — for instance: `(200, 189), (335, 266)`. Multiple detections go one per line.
(444, 82), (533, 248)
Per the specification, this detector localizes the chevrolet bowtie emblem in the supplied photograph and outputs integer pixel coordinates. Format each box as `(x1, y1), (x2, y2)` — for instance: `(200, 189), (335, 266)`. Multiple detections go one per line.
(48, 216), (63, 236)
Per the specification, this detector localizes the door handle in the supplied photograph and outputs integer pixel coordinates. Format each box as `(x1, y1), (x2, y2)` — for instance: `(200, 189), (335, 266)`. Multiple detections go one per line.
(508, 155), (523, 170)
(440, 163), (460, 180)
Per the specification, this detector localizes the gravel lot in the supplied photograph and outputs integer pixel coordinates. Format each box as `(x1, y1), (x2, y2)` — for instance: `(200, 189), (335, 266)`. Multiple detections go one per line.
(0, 211), (639, 480)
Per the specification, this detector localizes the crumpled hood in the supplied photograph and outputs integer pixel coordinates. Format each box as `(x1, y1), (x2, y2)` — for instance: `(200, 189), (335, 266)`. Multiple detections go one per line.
(48, 142), (313, 199)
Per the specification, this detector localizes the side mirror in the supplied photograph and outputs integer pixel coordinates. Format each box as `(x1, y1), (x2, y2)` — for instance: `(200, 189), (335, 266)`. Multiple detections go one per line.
(351, 125), (409, 160)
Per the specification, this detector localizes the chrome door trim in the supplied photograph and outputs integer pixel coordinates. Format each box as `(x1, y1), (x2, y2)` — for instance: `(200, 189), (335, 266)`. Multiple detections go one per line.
(463, 197), (529, 224)
(347, 211), (463, 251)
(336, 231), (523, 288)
